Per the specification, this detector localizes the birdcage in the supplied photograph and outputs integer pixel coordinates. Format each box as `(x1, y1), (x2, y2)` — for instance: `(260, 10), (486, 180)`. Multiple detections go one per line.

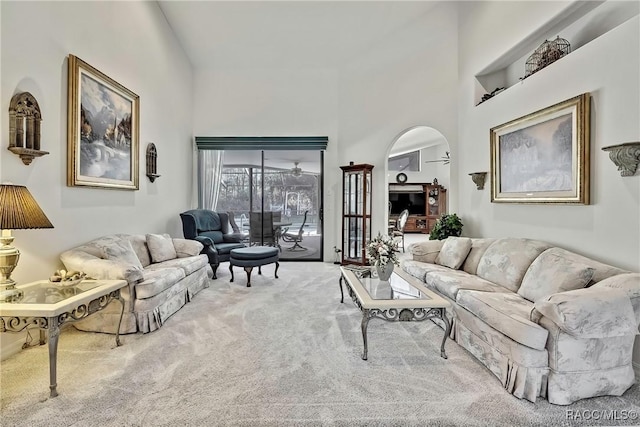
(524, 36), (571, 78)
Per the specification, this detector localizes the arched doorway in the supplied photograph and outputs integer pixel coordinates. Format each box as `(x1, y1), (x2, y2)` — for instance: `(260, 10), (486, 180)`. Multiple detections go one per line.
(386, 126), (451, 237)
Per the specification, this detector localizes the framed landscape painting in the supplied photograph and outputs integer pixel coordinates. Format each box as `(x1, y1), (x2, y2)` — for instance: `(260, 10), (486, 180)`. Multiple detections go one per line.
(67, 54), (139, 190)
(490, 93), (590, 204)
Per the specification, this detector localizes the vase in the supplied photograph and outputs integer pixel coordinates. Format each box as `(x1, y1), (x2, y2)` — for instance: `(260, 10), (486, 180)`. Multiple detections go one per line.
(376, 262), (394, 281)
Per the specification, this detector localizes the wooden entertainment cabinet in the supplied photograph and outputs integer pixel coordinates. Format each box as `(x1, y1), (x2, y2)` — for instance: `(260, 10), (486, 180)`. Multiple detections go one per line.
(389, 183), (447, 234)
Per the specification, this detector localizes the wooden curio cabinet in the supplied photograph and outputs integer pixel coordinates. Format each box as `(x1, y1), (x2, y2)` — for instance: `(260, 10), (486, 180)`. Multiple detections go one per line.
(340, 163), (374, 265)
(426, 183), (447, 233)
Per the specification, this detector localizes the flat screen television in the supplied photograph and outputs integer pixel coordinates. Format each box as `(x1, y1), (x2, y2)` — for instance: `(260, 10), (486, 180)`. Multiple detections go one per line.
(389, 192), (425, 215)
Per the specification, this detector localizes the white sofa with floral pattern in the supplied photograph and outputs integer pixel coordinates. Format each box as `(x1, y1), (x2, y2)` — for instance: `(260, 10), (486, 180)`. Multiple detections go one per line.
(402, 237), (640, 405)
(60, 233), (213, 334)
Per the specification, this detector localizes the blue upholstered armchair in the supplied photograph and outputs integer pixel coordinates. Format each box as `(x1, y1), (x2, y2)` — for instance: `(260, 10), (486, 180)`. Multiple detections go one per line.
(180, 210), (246, 279)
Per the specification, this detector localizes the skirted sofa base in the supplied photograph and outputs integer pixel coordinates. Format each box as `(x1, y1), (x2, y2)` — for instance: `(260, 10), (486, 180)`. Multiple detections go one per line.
(402, 237), (639, 405)
(60, 234), (213, 334)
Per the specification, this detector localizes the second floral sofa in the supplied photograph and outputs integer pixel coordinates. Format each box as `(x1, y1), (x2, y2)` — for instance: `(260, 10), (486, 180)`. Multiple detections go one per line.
(402, 236), (639, 405)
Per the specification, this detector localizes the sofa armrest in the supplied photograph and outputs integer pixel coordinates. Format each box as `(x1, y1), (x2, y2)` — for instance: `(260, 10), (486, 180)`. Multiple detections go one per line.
(408, 240), (444, 264)
(591, 273), (640, 326)
(172, 238), (204, 258)
(60, 250), (144, 283)
(533, 287), (638, 338)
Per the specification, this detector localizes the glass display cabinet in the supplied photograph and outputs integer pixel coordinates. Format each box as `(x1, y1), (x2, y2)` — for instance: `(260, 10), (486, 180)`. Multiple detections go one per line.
(340, 163), (374, 265)
(426, 183), (447, 232)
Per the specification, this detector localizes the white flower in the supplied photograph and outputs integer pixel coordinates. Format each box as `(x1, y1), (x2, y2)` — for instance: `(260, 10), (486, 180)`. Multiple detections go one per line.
(366, 232), (400, 267)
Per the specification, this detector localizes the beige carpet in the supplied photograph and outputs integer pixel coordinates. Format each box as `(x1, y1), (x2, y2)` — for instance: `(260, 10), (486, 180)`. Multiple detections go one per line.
(1, 262), (638, 426)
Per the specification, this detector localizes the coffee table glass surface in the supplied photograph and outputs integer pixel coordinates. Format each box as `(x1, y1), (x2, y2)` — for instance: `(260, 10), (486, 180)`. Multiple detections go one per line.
(355, 270), (432, 301)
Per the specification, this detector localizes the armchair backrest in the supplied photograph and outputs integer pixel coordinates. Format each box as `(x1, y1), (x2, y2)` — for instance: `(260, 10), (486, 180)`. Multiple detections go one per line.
(397, 209), (410, 231)
(227, 211), (241, 233)
(180, 210), (231, 244)
(293, 210), (309, 238)
(250, 212), (275, 241)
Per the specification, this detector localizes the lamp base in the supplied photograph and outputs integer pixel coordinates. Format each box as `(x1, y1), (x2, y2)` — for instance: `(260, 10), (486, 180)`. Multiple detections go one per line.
(0, 287), (23, 302)
(0, 235), (21, 302)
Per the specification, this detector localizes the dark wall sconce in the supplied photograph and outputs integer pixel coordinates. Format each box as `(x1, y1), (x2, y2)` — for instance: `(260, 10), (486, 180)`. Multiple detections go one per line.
(8, 92), (49, 165)
(146, 143), (160, 182)
(469, 172), (487, 190)
(602, 142), (640, 177)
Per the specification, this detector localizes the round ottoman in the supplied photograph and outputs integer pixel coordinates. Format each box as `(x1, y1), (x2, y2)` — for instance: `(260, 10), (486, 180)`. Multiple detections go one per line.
(229, 246), (280, 287)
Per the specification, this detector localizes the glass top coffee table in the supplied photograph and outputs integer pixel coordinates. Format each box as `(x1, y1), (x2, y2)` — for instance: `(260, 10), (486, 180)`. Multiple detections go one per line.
(339, 266), (451, 361)
(0, 279), (127, 398)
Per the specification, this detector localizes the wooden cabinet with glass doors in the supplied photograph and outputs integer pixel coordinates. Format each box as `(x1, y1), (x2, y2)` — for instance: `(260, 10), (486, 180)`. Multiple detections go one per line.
(340, 163), (373, 265)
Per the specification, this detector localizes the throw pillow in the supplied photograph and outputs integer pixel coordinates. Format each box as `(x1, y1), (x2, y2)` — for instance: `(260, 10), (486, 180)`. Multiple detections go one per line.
(517, 251), (595, 302)
(435, 237), (472, 270)
(409, 240), (444, 264)
(146, 233), (178, 263)
(100, 239), (144, 271)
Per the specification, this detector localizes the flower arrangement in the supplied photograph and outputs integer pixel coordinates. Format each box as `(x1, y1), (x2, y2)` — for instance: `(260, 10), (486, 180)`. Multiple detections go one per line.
(366, 232), (400, 268)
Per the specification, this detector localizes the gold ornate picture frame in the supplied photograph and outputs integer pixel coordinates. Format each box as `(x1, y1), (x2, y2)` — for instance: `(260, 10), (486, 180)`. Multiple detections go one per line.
(490, 93), (590, 204)
(67, 54), (139, 190)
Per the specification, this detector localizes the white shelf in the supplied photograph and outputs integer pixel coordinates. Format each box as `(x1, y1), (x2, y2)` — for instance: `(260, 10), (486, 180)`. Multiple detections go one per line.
(474, 1), (639, 106)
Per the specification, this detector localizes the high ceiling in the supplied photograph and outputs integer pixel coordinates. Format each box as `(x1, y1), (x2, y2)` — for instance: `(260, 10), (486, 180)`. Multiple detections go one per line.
(158, 1), (441, 69)
(158, 1), (444, 172)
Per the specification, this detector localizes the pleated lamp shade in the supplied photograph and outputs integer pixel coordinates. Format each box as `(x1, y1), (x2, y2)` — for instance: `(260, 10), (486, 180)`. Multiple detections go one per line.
(0, 184), (53, 230)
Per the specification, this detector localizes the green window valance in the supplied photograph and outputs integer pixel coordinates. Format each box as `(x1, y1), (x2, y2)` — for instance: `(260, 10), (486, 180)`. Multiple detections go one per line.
(195, 136), (328, 151)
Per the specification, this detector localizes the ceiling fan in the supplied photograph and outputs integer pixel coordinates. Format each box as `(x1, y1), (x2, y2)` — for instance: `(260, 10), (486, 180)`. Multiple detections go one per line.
(424, 151), (450, 165)
(291, 162), (303, 177)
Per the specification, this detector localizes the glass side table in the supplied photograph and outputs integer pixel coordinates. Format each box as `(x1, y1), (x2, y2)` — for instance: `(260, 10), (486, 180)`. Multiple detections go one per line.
(0, 279), (127, 398)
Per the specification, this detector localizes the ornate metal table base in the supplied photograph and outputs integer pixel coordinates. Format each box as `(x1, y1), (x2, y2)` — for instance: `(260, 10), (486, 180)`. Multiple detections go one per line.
(359, 307), (451, 361)
(0, 290), (125, 398)
(339, 273), (451, 361)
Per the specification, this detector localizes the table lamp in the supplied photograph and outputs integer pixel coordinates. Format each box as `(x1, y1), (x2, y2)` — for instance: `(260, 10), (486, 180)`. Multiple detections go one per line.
(0, 184), (54, 302)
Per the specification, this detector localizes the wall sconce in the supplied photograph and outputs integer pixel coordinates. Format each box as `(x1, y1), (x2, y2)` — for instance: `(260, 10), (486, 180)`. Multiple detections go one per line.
(8, 92), (49, 165)
(601, 142), (640, 177)
(146, 143), (160, 182)
(469, 172), (487, 190)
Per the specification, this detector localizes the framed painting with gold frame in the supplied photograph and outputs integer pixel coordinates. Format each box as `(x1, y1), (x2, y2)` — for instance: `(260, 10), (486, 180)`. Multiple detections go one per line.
(67, 54), (139, 190)
(490, 93), (590, 204)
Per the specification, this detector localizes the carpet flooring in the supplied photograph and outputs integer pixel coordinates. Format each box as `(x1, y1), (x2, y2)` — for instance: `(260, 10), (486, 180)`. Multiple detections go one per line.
(1, 262), (639, 426)
(277, 236), (321, 260)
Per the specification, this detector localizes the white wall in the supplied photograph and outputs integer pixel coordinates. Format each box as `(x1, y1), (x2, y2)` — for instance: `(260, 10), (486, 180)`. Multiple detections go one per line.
(458, 3), (639, 270)
(458, 2), (640, 367)
(1, 1), (193, 357)
(421, 144), (451, 190)
(388, 144), (450, 190)
(192, 67), (340, 259)
(338, 3), (459, 242)
(192, 3), (459, 260)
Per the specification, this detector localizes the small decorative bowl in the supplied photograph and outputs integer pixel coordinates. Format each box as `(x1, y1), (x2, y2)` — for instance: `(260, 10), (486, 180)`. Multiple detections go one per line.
(50, 275), (86, 288)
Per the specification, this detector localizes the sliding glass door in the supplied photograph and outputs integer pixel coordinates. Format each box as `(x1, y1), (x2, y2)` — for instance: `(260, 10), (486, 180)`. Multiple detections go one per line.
(215, 150), (323, 261)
